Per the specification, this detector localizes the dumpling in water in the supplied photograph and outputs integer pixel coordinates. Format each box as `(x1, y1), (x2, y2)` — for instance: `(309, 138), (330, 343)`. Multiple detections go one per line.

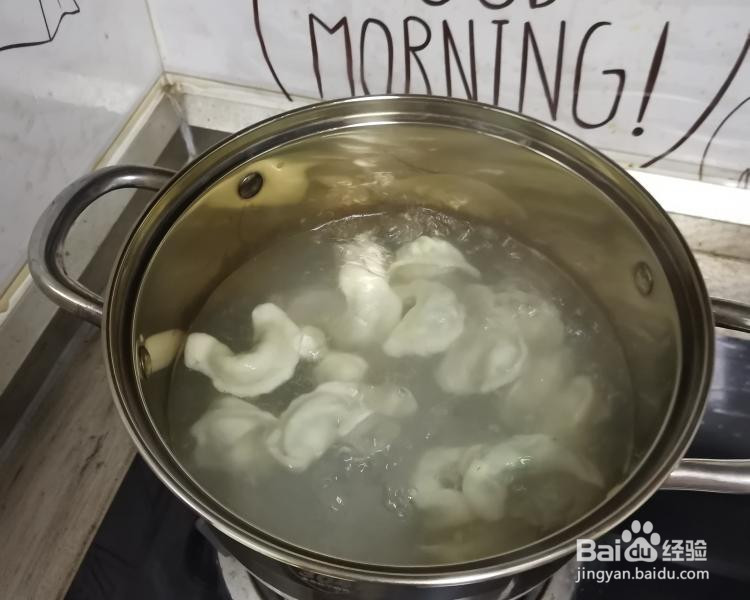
(266, 382), (369, 472)
(190, 396), (278, 474)
(184, 303), (325, 398)
(389, 236), (480, 281)
(285, 287), (344, 332)
(296, 325), (328, 361)
(435, 286), (527, 395)
(267, 382), (417, 471)
(493, 288), (565, 349)
(341, 384), (418, 457)
(362, 382), (418, 418)
(497, 353), (602, 437)
(331, 234), (402, 349)
(462, 434), (604, 526)
(143, 329), (185, 374)
(411, 435), (602, 531)
(383, 280), (465, 357)
(313, 351), (369, 383)
(410, 445), (484, 529)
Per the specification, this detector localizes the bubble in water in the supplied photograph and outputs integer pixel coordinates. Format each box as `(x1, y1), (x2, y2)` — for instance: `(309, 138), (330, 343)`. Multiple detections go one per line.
(384, 486), (415, 518)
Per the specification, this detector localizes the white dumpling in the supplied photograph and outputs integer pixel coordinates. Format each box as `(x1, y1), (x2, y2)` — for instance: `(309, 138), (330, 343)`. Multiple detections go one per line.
(331, 234), (402, 349)
(285, 287), (344, 331)
(561, 375), (597, 423)
(497, 352), (569, 430)
(267, 382), (370, 471)
(297, 325), (328, 361)
(435, 286), (527, 395)
(190, 396), (278, 472)
(267, 381), (418, 472)
(498, 353), (600, 436)
(362, 382), (418, 418)
(410, 445), (483, 529)
(435, 329), (527, 395)
(340, 416), (403, 458)
(340, 384), (417, 457)
(313, 351), (369, 383)
(462, 434), (604, 523)
(184, 303), (320, 398)
(143, 329), (185, 374)
(389, 236), (480, 281)
(340, 384), (418, 459)
(383, 280), (465, 357)
(493, 289), (565, 349)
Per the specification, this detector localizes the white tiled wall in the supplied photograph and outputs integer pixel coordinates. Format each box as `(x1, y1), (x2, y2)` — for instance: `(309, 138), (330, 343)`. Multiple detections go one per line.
(0, 0), (161, 290)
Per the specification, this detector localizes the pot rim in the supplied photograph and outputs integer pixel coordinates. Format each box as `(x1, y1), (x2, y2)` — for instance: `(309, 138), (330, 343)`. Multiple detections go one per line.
(103, 94), (714, 585)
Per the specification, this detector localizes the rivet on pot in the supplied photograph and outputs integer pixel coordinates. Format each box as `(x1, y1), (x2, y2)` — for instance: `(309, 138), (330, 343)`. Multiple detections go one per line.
(238, 172), (263, 199)
(137, 336), (152, 379)
(634, 261), (654, 296)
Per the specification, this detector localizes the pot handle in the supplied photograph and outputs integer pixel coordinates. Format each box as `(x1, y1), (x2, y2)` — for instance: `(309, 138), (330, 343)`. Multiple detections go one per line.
(712, 297), (750, 334)
(663, 459), (750, 493)
(27, 165), (174, 327)
(662, 297), (750, 493)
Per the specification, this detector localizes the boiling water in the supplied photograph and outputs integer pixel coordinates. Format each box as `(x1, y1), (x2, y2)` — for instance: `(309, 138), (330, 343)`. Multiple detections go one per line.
(167, 207), (634, 566)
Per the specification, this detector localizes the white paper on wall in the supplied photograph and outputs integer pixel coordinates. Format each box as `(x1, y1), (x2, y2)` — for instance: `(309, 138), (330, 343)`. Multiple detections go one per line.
(148, 0), (750, 186)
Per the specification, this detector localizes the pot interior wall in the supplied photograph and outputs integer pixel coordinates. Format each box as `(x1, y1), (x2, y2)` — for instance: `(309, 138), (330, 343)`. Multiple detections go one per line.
(135, 123), (680, 471)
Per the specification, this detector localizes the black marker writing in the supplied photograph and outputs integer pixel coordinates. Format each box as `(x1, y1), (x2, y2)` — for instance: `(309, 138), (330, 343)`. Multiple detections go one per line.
(519, 21), (566, 120)
(572, 22), (625, 128)
(1, 0), (80, 54)
(252, 0), (291, 101)
(360, 18), (394, 94)
(309, 14), (355, 98)
(492, 19), (510, 105)
(404, 16), (433, 94)
(643, 32), (750, 168)
(632, 22), (669, 136)
(443, 20), (477, 100)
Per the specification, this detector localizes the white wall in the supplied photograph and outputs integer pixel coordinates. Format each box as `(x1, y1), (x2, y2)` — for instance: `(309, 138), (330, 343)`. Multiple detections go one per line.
(5, 0), (744, 292)
(0, 0), (161, 290)
(146, 0), (750, 185)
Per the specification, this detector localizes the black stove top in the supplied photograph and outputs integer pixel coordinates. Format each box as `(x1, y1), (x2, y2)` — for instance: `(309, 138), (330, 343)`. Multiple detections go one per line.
(65, 336), (750, 600)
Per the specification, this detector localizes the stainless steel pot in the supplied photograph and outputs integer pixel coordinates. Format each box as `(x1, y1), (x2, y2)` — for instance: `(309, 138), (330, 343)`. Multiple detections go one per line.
(28, 96), (750, 599)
